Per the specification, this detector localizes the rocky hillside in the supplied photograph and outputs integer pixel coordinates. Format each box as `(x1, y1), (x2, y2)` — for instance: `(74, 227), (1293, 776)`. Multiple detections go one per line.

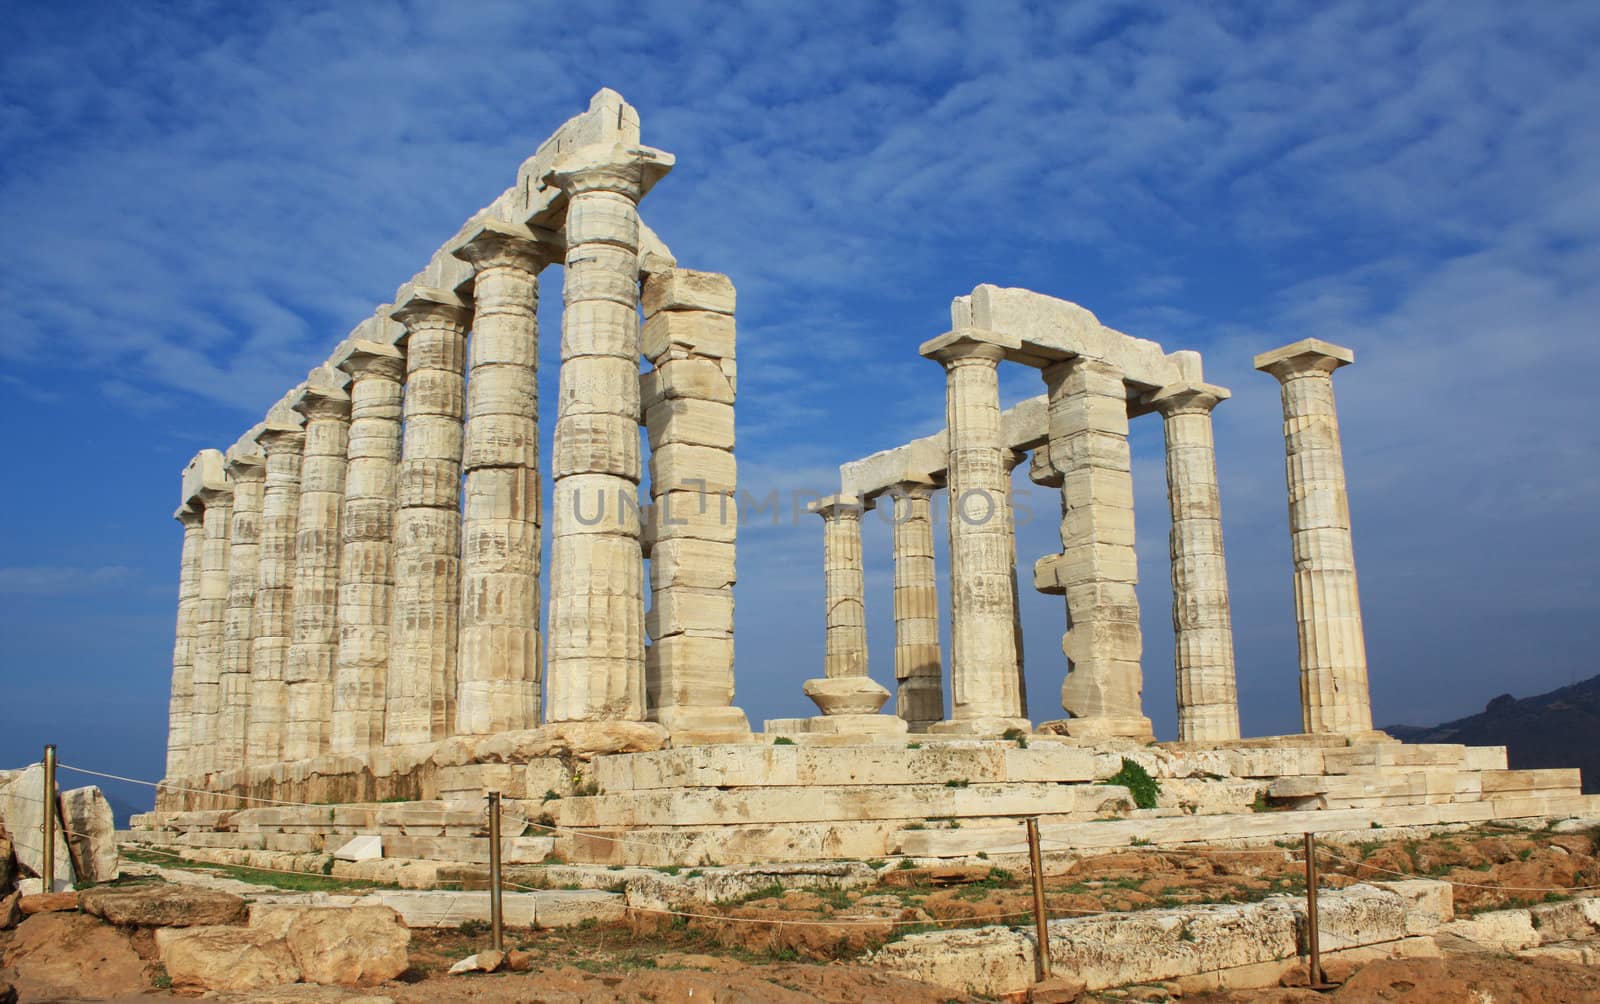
(1387, 674), (1599, 793)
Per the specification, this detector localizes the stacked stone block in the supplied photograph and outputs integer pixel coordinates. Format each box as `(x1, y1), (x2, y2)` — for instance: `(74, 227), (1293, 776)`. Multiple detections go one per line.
(1039, 358), (1151, 739)
(641, 268), (747, 740)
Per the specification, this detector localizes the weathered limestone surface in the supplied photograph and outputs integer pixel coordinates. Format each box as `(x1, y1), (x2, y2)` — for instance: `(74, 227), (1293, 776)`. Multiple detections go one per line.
(217, 439), (265, 774)
(165, 505), (204, 781)
(545, 142), (671, 723)
(284, 369), (351, 762)
(331, 337), (404, 755)
(922, 331), (1026, 734)
(1255, 339), (1372, 734)
(190, 471), (233, 776)
(454, 223), (551, 736)
(59, 786), (118, 883)
(890, 483), (943, 729)
(1151, 382), (1240, 742)
(248, 407), (305, 767)
(0, 765), (77, 887)
(642, 268), (747, 741)
(387, 292), (472, 745)
(1039, 356), (1151, 739)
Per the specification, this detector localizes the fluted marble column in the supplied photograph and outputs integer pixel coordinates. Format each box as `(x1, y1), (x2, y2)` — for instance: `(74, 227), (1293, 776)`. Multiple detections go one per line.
(800, 494), (900, 726)
(164, 505), (204, 782)
(545, 143), (672, 723)
(386, 291), (472, 745)
(250, 413), (304, 765)
(1004, 449), (1029, 720)
(284, 372), (351, 761)
(190, 484), (233, 775)
(331, 341), (404, 755)
(1255, 339), (1372, 734)
(1151, 382), (1241, 742)
(890, 483), (943, 729)
(217, 443), (265, 773)
(1039, 357), (1152, 739)
(453, 223), (552, 735)
(922, 332), (1028, 734)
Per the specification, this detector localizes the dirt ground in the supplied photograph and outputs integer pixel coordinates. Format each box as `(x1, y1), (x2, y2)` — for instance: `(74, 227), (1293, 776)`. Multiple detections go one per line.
(3, 822), (1598, 1002)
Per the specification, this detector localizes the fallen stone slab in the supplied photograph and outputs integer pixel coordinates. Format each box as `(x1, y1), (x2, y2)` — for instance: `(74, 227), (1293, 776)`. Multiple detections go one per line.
(249, 905), (410, 987)
(448, 949), (504, 975)
(2, 912), (147, 1000)
(60, 786), (119, 883)
(1439, 908), (1539, 951)
(157, 924), (301, 991)
(16, 891), (77, 915)
(0, 891), (20, 929)
(333, 834), (382, 862)
(81, 882), (249, 927)
(0, 765), (76, 887)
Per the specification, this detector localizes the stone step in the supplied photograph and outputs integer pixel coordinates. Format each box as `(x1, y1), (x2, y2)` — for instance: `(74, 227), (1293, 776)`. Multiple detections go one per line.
(1481, 769), (1583, 794)
(382, 834), (554, 865)
(1323, 743), (1470, 773)
(365, 889), (624, 928)
(591, 743), (1100, 792)
(558, 781), (1135, 828)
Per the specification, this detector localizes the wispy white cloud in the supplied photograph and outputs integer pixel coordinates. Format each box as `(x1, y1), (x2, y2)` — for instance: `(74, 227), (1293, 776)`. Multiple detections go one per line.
(0, 565), (133, 596)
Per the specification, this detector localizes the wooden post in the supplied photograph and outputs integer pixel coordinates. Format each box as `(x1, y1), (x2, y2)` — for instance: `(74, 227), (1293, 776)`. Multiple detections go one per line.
(1027, 817), (1052, 980)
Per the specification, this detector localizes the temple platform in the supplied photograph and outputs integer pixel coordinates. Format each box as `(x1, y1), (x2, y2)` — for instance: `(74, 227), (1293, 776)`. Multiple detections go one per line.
(127, 733), (1598, 875)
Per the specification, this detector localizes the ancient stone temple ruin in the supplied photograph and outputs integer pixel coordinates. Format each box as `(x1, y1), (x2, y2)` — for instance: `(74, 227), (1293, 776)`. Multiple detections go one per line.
(135, 90), (1594, 873)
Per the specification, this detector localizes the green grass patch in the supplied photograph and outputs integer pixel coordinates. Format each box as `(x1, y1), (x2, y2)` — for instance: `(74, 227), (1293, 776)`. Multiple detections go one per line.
(1100, 757), (1161, 809)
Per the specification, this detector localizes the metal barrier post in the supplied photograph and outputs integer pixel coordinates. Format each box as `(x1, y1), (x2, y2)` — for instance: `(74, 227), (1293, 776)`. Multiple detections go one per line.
(488, 790), (504, 951)
(42, 744), (58, 892)
(1304, 831), (1328, 987)
(1027, 817), (1052, 980)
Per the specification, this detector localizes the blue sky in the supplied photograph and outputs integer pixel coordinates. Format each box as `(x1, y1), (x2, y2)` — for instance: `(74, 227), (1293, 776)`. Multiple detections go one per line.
(2, 1), (1597, 812)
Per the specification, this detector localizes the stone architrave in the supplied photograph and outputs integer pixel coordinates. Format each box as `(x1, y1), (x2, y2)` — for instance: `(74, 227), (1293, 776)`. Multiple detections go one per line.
(1037, 357), (1152, 740)
(641, 267), (749, 742)
(544, 142), (673, 723)
(452, 223), (554, 736)
(386, 290), (472, 746)
(889, 482), (943, 730)
(217, 440), (266, 774)
(800, 494), (901, 730)
(1150, 382), (1241, 742)
(184, 447), (233, 777)
(330, 340), (405, 755)
(283, 370), (351, 762)
(164, 505), (205, 783)
(249, 403), (305, 767)
(920, 331), (1029, 736)
(1255, 339), (1373, 734)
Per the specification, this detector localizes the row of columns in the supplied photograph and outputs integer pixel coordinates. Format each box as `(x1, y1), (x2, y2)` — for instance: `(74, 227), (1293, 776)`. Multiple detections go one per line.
(165, 142), (749, 783)
(812, 336), (1372, 741)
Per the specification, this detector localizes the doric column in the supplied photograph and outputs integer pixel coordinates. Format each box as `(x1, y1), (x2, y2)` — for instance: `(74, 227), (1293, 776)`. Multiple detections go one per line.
(452, 223), (553, 735)
(164, 505), (204, 784)
(249, 409), (304, 766)
(890, 482), (943, 730)
(545, 142), (673, 723)
(217, 440), (266, 774)
(284, 369), (351, 761)
(642, 268), (748, 742)
(190, 481), (233, 777)
(330, 340), (404, 755)
(386, 290), (472, 745)
(1038, 357), (1152, 740)
(800, 494), (899, 722)
(1004, 449), (1029, 720)
(1255, 339), (1372, 734)
(1151, 382), (1241, 742)
(921, 332), (1028, 734)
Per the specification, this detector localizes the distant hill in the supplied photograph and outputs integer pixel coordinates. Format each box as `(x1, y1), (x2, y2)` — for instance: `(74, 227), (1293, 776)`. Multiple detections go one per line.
(1385, 674), (1599, 793)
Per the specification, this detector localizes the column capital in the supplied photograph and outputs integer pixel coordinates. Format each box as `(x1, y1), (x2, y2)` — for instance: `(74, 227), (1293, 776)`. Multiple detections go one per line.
(548, 142), (675, 199)
(810, 493), (873, 519)
(888, 479), (938, 500)
(390, 287), (471, 331)
(919, 328), (1019, 366)
(224, 450), (266, 483)
(1253, 338), (1353, 381)
(181, 449), (227, 507)
(1003, 448), (1029, 472)
(257, 425), (306, 456)
(451, 218), (562, 273)
(333, 339), (404, 383)
(291, 369), (352, 422)
(174, 504), (202, 528)
(1148, 380), (1231, 417)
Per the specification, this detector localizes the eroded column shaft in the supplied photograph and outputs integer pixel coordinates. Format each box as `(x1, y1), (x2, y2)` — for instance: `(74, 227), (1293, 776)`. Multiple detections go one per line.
(331, 347), (403, 754)
(189, 490), (233, 775)
(822, 505), (869, 678)
(891, 486), (943, 728)
(165, 508), (204, 781)
(386, 297), (471, 745)
(218, 458), (265, 772)
(456, 238), (546, 735)
(249, 429), (303, 765)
